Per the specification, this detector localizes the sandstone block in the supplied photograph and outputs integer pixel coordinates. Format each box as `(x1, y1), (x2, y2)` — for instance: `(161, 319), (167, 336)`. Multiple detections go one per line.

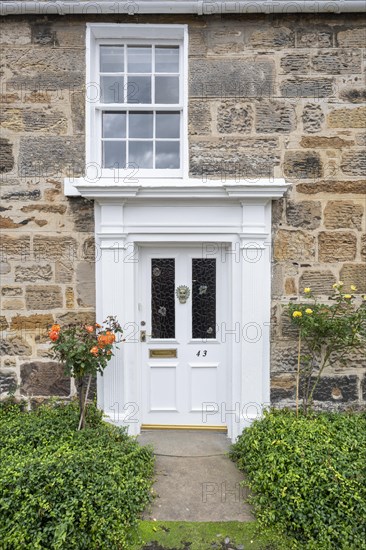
(15, 265), (53, 283)
(2, 189), (41, 201)
(280, 53), (309, 74)
(340, 88), (366, 104)
(19, 137), (84, 178)
(1, 287), (22, 296)
(0, 371), (17, 395)
(20, 361), (70, 397)
(270, 342), (299, 373)
(68, 197), (95, 233)
(341, 152), (366, 177)
(318, 232), (357, 262)
(2, 299), (24, 310)
(302, 103), (324, 133)
(0, 262), (11, 275)
(31, 23), (58, 46)
(76, 262), (95, 308)
(284, 278), (297, 295)
(0, 316), (9, 331)
(58, 312), (96, 325)
(324, 201), (364, 230)
(0, 337), (32, 356)
(286, 200), (321, 229)
(21, 204), (66, 214)
(0, 236), (30, 261)
(25, 286), (63, 310)
(312, 49), (362, 74)
(66, 287), (75, 309)
(362, 375), (366, 402)
(0, 138), (14, 173)
(0, 108), (23, 131)
(274, 230), (315, 261)
(33, 236), (77, 262)
(300, 376), (359, 402)
(55, 261), (74, 283)
(23, 110), (68, 134)
(280, 78), (333, 98)
(271, 374), (296, 402)
(300, 136), (353, 149)
(272, 199), (284, 226)
(255, 101), (296, 134)
(328, 107), (366, 128)
(297, 31), (332, 48)
(189, 100), (211, 136)
(217, 102), (252, 134)
(337, 28), (366, 48)
(361, 234), (366, 262)
(71, 91), (85, 135)
(189, 59), (274, 98)
(10, 314), (53, 331)
(299, 270), (337, 295)
(0, 20), (31, 45)
(283, 151), (322, 179)
(297, 181), (365, 195)
(340, 263), (366, 293)
(250, 27), (294, 48)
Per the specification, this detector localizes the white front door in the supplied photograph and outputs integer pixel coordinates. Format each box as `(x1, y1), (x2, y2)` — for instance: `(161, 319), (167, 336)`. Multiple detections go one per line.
(139, 245), (229, 427)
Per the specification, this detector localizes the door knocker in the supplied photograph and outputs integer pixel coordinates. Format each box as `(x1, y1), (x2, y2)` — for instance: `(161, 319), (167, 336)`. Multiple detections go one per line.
(176, 285), (190, 304)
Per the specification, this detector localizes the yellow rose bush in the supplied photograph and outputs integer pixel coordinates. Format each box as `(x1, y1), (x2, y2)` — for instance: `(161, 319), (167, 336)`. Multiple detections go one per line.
(287, 284), (366, 414)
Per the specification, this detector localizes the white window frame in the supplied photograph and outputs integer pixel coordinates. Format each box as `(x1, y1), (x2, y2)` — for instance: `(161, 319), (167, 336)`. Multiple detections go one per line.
(86, 24), (188, 183)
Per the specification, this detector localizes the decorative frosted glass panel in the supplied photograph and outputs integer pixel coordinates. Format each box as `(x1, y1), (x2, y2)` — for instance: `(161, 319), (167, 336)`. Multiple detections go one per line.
(127, 76), (151, 103)
(156, 141), (180, 169)
(129, 112), (153, 138)
(102, 112), (126, 138)
(100, 46), (124, 72)
(155, 76), (179, 104)
(100, 76), (124, 103)
(155, 46), (179, 73)
(103, 141), (126, 169)
(151, 259), (175, 339)
(192, 259), (216, 339)
(127, 46), (152, 73)
(156, 112), (180, 138)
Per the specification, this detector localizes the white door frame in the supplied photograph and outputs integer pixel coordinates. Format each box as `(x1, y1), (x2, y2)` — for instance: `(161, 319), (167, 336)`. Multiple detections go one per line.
(64, 179), (289, 441)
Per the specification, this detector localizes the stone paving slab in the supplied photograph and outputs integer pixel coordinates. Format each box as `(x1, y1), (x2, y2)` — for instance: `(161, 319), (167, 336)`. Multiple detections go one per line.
(138, 430), (253, 522)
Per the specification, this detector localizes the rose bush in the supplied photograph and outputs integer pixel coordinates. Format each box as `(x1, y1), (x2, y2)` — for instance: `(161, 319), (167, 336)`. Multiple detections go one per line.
(48, 316), (123, 428)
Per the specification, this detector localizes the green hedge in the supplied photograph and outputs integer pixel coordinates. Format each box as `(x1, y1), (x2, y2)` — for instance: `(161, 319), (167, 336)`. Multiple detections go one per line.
(230, 409), (366, 550)
(0, 403), (154, 549)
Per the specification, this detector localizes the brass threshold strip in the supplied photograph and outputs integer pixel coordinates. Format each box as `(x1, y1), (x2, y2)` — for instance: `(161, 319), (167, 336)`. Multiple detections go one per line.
(141, 424), (227, 432)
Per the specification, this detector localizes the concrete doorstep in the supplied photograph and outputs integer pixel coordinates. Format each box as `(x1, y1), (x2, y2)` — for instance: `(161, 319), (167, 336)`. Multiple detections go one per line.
(137, 430), (253, 522)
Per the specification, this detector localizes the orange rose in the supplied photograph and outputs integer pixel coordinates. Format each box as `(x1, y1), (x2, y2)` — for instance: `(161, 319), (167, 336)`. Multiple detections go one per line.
(105, 331), (115, 344)
(90, 346), (99, 356)
(51, 324), (61, 332)
(97, 335), (107, 348)
(49, 330), (59, 342)
(95, 323), (102, 328)
(85, 325), (94, 333)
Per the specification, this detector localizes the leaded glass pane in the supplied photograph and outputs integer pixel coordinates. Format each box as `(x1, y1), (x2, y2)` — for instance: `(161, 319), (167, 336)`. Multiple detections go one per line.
(192, 259), (216, 339)
(151, 259), (175, 339)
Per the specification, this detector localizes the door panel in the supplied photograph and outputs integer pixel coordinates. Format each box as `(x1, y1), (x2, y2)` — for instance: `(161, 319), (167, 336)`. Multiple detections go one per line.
(139, 246), (228, 426)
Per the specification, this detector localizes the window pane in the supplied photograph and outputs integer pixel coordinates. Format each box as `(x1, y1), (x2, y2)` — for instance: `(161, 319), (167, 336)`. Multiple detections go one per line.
(155, 47), (179, 73)
(100, 76), (124, 103)
(103, 141), (126, 169)
(156, 112), (180, 138)
(127, 76), (151, 104)
(192, 259), (216, 339)
(127, 46), (152, 73)
(151, 259), (175, 339)
(102, 112), (126, 138)
(156, 141), (180, 169)
(155, 76), (179, 104)
(129, 141), (153, 169)
(100, 46), (124, 73)
(129, 112), (153, 138)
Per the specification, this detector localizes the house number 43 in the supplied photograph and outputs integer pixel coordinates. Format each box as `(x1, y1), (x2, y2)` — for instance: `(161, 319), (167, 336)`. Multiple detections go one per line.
(196, 350), (207, 357)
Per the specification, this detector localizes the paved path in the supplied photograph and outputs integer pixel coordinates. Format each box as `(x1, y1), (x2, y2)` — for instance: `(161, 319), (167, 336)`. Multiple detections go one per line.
(138, 430), (253, 522)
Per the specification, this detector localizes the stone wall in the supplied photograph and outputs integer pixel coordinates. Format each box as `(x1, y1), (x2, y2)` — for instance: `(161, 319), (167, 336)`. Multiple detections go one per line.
(0, 13), (365, 409)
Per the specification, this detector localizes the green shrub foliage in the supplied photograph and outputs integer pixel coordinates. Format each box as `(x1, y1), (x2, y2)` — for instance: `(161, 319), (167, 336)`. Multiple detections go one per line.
(231, 410), (366, 549)
(0, 403), (154, 549)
